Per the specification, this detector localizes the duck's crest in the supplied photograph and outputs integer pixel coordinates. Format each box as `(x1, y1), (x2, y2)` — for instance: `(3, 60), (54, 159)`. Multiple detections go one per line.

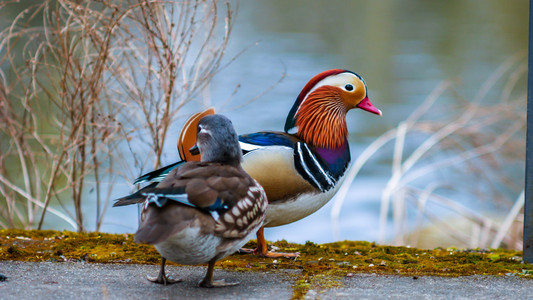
(284, 69), (354, 133)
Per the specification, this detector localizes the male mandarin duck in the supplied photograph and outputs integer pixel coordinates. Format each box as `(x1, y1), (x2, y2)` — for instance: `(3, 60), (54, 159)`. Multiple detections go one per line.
(115, 69), (381, 258)
(132, 114), (268, 287)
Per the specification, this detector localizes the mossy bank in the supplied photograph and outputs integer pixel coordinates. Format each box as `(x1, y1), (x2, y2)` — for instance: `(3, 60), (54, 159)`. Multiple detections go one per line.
(1, 229), (531, 299)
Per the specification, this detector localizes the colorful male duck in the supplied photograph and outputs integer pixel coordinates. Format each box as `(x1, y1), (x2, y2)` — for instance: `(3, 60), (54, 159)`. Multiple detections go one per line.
(133, 114), (268, 287)
(115, 69), (381, 258)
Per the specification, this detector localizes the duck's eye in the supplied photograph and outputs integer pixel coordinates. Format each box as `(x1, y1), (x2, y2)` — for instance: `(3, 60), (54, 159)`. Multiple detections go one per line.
(344, 84), (354, 91)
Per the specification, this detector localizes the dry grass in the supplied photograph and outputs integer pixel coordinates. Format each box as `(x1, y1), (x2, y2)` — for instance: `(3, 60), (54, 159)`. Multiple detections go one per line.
(0, 0), (234, 232)
(332, 56), (526, 250)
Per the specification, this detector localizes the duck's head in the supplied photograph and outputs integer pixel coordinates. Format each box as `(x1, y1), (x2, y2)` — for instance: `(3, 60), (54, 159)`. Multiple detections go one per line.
(189, 114), (242, 165)
(284, 69), (381, 149)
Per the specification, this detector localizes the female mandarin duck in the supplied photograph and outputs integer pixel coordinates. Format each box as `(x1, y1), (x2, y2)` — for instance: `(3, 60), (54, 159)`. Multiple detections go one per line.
(133, 114), (267, 287)
(115, 69), (381, 258)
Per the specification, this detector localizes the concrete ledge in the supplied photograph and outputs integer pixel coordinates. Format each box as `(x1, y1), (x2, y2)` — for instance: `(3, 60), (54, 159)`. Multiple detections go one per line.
(0, 261), (296, 299)
(2, 261), (533, 299)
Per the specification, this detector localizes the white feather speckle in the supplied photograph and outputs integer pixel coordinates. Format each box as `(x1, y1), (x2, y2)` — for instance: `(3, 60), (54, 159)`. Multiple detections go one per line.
(244, 198), (253, 207)
(232, 206), (240, 216)
(224, 213), (234, 223)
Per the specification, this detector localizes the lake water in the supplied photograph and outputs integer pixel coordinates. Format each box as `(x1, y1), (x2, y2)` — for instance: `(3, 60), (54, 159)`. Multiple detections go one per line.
(38, 1), (528, 246)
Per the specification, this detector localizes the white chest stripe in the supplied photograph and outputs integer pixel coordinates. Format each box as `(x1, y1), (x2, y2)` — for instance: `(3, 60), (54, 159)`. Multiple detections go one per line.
(296, 142), (323, 190)
(302, 143), (335, 186)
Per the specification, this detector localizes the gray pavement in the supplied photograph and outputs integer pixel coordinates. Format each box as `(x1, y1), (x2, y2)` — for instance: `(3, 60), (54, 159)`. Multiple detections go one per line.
(322, 274), (533, 299)
(1, 261), (533, 299)
(0, 261), (295, 299)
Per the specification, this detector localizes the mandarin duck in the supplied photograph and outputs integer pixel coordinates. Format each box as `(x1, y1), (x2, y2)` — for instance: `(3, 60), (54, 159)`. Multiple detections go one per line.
(132, 114), (267, 287)
(115, 69), (381, 258)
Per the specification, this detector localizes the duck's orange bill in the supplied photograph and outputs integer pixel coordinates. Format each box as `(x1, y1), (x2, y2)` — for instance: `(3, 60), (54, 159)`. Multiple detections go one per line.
(356, 97), (382, 116)
(178, 107), (216, 161)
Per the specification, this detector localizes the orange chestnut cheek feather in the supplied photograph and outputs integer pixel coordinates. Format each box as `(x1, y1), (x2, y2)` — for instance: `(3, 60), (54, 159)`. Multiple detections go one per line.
(295, 87), (350, 149)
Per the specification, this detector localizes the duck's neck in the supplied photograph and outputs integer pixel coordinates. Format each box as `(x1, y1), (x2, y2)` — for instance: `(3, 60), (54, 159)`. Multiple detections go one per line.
(295, 87), (348, 149)
(315, 141), (349, 164)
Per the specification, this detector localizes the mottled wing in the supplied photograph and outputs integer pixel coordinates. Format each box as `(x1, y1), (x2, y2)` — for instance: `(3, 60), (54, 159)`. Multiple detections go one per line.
(157, 162), (247, 209)
(135, 162), (265, 243)
(214, 180), (268, 239)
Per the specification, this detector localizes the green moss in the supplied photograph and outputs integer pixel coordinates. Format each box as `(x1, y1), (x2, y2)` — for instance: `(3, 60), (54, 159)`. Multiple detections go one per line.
(1, 230), (531, 299)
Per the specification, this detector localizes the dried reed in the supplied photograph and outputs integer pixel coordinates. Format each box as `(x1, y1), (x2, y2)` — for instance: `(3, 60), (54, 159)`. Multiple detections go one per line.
(0, 0), (233, 232)
(332, 55), (526, 250)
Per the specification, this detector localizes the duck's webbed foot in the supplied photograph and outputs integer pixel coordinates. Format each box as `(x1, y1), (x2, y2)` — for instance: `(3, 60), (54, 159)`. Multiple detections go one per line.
(198, 259), (239, 288)
(147, 257), (182, 285)
(198, 278), (240, 288)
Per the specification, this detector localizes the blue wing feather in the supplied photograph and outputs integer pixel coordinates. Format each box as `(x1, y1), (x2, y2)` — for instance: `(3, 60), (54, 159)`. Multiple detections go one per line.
(239, 132), (297, 148)
(143, 191), (227, 221)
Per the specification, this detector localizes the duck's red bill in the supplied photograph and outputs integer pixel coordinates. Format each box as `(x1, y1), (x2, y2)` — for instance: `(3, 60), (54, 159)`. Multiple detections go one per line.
(357, 97), (382, 116)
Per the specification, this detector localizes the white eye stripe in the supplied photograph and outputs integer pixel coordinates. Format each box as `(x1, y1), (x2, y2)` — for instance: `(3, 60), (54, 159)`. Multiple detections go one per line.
(306, 72), (361, 97)
(296, 72), (363, 116)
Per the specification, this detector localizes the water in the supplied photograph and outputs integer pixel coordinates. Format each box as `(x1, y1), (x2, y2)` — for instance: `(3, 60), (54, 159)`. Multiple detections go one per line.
(32, 0), (528, 245)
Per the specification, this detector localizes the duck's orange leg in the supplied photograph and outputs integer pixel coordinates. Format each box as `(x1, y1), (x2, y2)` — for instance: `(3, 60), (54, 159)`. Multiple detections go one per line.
(238, 227), (299, 258)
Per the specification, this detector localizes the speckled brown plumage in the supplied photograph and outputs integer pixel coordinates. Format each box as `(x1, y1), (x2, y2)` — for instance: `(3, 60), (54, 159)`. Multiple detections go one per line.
(135, 162), (267, 244)
(127, 114), (268, 287)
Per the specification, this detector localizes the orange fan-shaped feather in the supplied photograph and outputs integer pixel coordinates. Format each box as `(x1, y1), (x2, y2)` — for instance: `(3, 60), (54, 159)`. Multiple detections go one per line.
(178, 108), (216, 161)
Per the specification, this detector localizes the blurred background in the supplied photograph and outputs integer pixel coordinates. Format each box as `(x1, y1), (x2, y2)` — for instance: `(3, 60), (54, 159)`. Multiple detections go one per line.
(0, 0), (527, 249)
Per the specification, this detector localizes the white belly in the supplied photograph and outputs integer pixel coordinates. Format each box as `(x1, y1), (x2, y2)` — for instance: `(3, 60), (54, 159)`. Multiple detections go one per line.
(155, 225), (258, 265)
(264, 173), (346, 227)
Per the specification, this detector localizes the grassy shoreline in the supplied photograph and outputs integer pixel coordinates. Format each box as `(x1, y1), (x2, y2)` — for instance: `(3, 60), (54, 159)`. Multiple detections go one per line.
(1, 229), (531, 298)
